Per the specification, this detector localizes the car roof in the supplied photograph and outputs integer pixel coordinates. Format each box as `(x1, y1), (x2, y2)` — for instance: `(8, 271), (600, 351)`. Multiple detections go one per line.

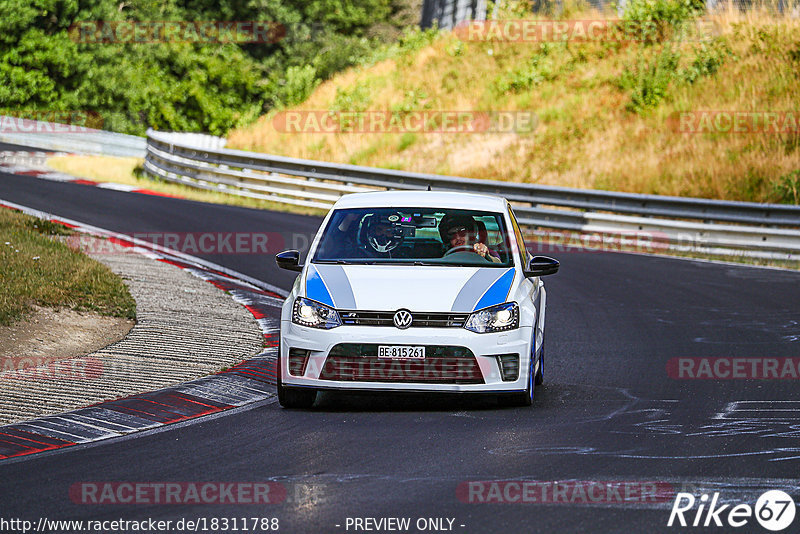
(332, 191), (508, 212)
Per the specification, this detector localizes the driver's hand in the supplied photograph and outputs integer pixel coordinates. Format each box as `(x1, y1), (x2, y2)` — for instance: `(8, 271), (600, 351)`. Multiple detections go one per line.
(474, 243), (489, 257)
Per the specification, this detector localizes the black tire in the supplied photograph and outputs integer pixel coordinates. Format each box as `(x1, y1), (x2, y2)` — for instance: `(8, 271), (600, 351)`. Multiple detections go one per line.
(498, 359), (534, 407)
(278, 386), (316, 409)
(277, 352), (316, 409)
(534, 347), (544, 386)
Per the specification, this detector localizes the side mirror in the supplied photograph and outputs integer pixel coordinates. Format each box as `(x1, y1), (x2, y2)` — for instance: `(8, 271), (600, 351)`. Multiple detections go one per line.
(276, 250), (303, 272)
(524, 255), (559, 277)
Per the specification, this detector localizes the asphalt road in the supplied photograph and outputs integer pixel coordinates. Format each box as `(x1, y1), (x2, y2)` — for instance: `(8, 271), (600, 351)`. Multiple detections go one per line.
(2, 169), (800, 533)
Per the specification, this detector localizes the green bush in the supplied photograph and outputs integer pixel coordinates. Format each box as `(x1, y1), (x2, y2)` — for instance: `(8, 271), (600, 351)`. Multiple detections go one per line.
(620, 35), (730, 113)
(493, 45), (556, 95)
(310, 33), (380, 80)
(772, 170), (800, 204)
(330, 82), (374, 113)
(620, 45), (681, 113)
(397, 132), (417, 151)
(0, 0), (421, 136)
(391, 89), (431, 113)
(622, 0), (704, 44)
(274, 65), (321, 108)
(681, 40), (731, 84)
(396, 26), (440, 55)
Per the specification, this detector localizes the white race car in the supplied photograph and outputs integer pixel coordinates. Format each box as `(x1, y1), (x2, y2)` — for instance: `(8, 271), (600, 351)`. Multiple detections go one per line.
(275, 191), (558, 408)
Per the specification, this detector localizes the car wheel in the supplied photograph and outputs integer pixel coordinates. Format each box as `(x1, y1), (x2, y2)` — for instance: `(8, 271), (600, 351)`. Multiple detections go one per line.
(534, 347), (544, 386)
(498, 357), (534, 407)
(277, 351), (316, 409)
(278, 386), (316, 409)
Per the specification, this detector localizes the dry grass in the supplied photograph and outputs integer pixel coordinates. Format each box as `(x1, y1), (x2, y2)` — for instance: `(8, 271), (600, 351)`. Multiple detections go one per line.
(47, 156), (145, 186)
(46, 155), (327, 216)
(228, 9), (800, 204)
(0, 209), (136, 326)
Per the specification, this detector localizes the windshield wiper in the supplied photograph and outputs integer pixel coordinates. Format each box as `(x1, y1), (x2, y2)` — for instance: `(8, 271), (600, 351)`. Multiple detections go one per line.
(412, 261), (453, 266)
(372, 260), (456, 266)
(314, 259), (375, 265)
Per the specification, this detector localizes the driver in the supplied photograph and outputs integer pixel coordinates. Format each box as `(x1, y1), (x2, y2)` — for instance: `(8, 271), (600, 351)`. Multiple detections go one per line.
(364, 212), (405, 256)
(439, 214), (500, 263)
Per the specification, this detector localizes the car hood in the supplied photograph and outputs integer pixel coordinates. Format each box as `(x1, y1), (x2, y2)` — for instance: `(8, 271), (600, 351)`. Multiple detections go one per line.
(305, 264), (516, 313)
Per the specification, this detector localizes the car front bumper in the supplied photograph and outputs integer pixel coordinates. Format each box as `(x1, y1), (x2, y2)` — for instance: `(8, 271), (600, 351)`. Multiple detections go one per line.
(279, 321), (536, 393)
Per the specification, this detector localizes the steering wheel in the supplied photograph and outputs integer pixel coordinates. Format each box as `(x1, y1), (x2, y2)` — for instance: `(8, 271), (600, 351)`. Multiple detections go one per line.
(444, 245), (477, 256)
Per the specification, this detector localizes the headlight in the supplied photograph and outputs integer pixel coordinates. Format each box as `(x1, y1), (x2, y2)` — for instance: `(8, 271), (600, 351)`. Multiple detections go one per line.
(464, 302), (519, 333)
(292, 297), (341, 329)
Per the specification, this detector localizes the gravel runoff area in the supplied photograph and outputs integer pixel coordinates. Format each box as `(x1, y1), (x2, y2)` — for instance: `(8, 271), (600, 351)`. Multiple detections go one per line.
(0, 239), (266, 425)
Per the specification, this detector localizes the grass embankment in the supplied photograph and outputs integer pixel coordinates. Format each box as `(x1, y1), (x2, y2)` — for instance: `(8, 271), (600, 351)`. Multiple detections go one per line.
(227, 4), (800, 205)
(0, 209), (136, 326)
(46, 155), (327, 217)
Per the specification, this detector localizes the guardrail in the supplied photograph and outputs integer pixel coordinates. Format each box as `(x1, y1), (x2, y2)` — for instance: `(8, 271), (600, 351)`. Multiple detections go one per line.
(144, 128), (800, 260)
(0, 115), (146, 158)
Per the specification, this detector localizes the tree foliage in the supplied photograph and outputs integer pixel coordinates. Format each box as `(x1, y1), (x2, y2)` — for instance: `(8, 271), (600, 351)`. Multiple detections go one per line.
(0, 0), (421, 135)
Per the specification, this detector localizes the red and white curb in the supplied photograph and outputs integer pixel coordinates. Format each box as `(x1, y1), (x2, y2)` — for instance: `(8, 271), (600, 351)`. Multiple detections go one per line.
(0, 151), (182, 198)
(0, 199), (286, 460)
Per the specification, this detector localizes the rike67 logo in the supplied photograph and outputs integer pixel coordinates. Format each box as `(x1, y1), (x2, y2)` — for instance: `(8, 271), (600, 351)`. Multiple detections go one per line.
(668, 490), (796, 531)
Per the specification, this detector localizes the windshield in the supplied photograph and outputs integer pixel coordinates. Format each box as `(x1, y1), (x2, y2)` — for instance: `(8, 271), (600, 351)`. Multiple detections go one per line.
(313, 207), (513, 267)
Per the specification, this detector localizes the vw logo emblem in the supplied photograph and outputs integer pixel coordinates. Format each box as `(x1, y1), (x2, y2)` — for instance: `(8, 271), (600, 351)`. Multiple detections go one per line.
(393, 309), (413, 329)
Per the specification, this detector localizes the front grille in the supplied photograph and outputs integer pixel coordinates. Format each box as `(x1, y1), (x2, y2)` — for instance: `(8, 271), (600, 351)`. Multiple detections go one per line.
(320, 344), (484, 384)
(339, 310), (469, 328)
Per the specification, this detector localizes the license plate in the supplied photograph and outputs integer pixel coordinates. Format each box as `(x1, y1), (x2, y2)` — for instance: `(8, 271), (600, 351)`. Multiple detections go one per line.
(378, 345), (425, 359)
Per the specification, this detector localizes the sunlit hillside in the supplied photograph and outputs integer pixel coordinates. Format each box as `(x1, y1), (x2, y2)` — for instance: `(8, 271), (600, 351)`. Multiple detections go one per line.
(228, 3), (800, 204)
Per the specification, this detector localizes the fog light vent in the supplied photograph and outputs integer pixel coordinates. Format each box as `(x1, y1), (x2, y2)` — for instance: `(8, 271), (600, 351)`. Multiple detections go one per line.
(496, 354), (520, 381)
(288, 348), (311, 377)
